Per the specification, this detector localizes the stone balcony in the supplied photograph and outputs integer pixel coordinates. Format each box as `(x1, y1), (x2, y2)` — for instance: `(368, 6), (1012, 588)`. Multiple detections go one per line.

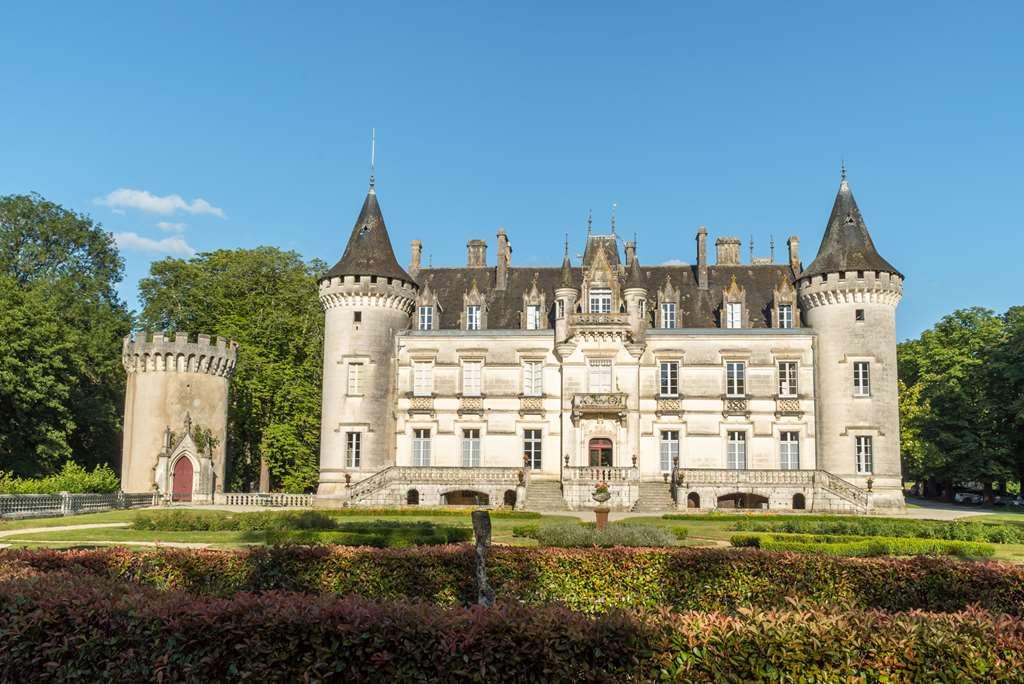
(407, 394), (435, 415)
(571, 392), (628, 424)
(774, 396), (803, 417)
(722, 395), (749, 417)
(655, 396), (683, 416)
(518, 394), (544, 415)
(563, 466), (639, 483)
(569, 312), (629, 327)
(457, 395), (484, 416)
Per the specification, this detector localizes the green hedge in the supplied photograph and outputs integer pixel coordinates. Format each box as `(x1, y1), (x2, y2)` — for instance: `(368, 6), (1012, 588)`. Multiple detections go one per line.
(0, 569), (1021, 681)
(731, 533), (995, 558)
(133, 509), (341, 531)
(263, 523), (472, 547)
(0, 462), (120, 494)
(6, 546), (1024, 615)
(727, 514), (1024, 544)
(536, 523), (678, 547)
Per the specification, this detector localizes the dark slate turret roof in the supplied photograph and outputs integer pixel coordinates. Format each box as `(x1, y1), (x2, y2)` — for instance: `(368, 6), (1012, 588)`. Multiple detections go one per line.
(624, 256), (647, 289)
(582, 234), (621, 267)
(800, 178), (901, 280)
(324, 186), (414, 283)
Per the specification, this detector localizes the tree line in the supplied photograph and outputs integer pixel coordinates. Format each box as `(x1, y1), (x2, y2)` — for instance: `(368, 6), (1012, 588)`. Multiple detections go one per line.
(1, 192), (1021, 496)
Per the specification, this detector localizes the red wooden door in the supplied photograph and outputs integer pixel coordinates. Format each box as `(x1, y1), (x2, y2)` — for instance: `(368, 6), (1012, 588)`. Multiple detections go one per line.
(172, 457), (193, 502)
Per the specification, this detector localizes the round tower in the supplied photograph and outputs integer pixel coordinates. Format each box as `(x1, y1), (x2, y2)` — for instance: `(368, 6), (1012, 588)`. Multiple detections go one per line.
(554, 249), (578, 346)
(798, 171), (904, 510)
(318, 181), (418, 495)
(121, 332), (237, 501)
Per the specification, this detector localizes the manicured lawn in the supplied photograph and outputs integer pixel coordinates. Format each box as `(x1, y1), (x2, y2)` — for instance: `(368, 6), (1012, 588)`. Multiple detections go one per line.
(0, 509), (140, 530)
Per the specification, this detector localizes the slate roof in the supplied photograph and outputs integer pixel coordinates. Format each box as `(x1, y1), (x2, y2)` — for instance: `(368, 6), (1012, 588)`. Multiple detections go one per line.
(800, 178), (901, 280)
(324, 187), (414, 283)
(415, 262), (797, 329)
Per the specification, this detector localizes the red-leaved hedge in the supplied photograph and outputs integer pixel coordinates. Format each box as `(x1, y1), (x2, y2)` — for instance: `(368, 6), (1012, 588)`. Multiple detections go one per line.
(0, 567), (1022, 681)
(4, 545), (1024, 615)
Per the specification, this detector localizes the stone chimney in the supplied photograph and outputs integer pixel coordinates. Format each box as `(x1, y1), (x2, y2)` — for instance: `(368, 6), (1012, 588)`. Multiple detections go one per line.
(715, 236), (741, 265)
(787, 235), (800, 273)
(410, 240), (422, 277)
(624, 240), (636, 266)
(466, 239), (487, 268)
(496, 228), (511, 290)
(696, 226), (708, 289)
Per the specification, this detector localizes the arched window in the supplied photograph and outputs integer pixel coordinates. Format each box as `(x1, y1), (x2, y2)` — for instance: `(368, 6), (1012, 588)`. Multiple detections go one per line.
(792, 493), (806, 510)
(503, 489), (517, 507)
(588, 438), (613, 467)
(406, 489), (419, 505)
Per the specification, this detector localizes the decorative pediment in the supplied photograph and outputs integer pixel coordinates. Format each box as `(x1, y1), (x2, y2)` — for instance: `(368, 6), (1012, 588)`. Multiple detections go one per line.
(773, 272), (796, 301)
(521, 272), (548, 330)
(723, 274), (745, 302)
(461, 278), (488, 329)
(417, 277), (442, 309)
(658, 274), (679, 303)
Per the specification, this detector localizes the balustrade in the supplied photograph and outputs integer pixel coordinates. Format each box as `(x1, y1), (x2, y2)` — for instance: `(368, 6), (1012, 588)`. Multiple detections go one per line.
(518, 395), (544, 415)
(569, 312), (629, 327)
(564, 466), (639, 483)
(722, 396), (749, 416)
(775, 397), (802, 416)
(407, 395), (435, 414)
(656, 397), (682, 415)
(457, 395), (484, 415)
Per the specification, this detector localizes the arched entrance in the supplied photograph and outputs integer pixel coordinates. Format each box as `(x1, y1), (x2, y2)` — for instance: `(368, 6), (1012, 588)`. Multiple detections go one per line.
(503, 489), (517, 507)
(687, 492), (701, 509)
(443, 490), (489, 506)
(172, 457), (193, 502)
(792, 493), (806, 510)
(717, 492), (768, 510)
(406, 489), (419, 505)
(588, 438), (613, 467)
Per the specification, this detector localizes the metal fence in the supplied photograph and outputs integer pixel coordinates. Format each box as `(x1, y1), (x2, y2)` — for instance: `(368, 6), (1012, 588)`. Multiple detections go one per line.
(0, 492), (158, 520)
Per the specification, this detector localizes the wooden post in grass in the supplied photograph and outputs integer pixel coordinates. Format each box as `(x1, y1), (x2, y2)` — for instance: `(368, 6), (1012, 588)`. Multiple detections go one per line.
(471, 510), (495, 607)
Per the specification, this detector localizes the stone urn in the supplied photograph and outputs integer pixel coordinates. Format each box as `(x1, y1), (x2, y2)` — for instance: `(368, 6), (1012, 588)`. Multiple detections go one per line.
(592, 491), (611, 504)
(592, 487), (611, 530)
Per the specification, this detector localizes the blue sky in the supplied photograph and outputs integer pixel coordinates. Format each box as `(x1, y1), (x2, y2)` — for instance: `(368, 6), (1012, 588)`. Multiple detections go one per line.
(1, 2), (1021, 340)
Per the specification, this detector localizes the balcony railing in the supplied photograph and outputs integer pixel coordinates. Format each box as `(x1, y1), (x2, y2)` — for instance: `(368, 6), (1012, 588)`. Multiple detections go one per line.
(564, 466), (639, 483)
(674, 468), (815, 487)
(656, 397), (683, 415)
(407, 394), (434, 414)
(457, 395), (484, 415)
(519, 394), (544, 415)
(569, 312), (629, 327)
(722, 396), (748, 416)
(775, 396), (802, 416)
(571, 392), (628, 424)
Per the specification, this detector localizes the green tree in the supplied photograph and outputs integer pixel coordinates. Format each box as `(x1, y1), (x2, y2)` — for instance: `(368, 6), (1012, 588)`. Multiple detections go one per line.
(138, 248), (324, 492)
(989, 306), (1024, 485)
(0, 194), (131, 476)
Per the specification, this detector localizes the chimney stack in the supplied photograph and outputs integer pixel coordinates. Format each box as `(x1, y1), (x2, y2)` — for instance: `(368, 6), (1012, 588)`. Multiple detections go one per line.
(696, 226), (708, 289)
(496, 228), (511, 290)
(410, 240), (422, 277)
(624, 240), (636, 266)
(715, 236), (741, 265)
(466, 239), (487, 268)
(787, 235), (800, 273)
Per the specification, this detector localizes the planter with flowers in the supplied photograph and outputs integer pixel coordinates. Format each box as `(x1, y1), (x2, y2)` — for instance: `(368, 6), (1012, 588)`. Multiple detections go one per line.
(592, 481), (611, 530)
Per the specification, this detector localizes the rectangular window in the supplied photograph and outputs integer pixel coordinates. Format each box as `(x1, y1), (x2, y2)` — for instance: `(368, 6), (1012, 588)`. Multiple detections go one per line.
(727, 431), (747, 469)
(779, 431), (800, 470)
(855, 309), (865, 322)
(589, 289), (612, 314)
(522, 361), (543, 397)
(462, 361), (482, 397)
(778, 361), (798, 397)
(660, 302), (677, 329)
(726, 361), (745, 397)
(345, 432), (361, 468)
(417, 305), (433, 331)
(466, 305), (481, 330)
(556, 299), (565, 318)
(526, 304), (541, 330)
(660, 430), (679, 472)
(347, 362), (363, 395)
(726, 302), (742, 329)
(353, 311), (362, 323)
(778, 304), (793, 329)
(461, 428), (481, 467)
(412, 428), (431, 466)
(856, 435), (873, 474)
(524, 429), (542, 470)
(639, 299), (646, 319)
(853, 361), (871, 396)
(659, 361), (679, 397)
(588, 359), (613, 393)
(413, 363), (433, 397)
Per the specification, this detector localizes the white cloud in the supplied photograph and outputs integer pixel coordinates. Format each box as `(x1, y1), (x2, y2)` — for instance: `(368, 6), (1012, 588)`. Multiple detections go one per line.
(95, 188), (226, 218)
(660, 259), (689, 266)
(114, 232), (196, 256)
(156, 221), (188, 232)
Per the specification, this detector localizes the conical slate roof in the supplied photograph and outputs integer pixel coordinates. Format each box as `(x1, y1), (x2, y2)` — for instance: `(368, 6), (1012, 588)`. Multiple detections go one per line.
(559, 253), (574, 288)
(624, 255), (647, 289)
(801, 177), (901, 280)
(324, 186), (414, 283)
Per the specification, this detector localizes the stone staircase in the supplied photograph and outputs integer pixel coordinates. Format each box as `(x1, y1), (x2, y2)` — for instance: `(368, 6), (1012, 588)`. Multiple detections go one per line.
(525, 480), (569, 511)
(632, 480), (675, 512)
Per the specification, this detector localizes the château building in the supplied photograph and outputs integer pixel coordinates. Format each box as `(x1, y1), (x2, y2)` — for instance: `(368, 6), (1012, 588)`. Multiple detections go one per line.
(313, 170), (904, 512)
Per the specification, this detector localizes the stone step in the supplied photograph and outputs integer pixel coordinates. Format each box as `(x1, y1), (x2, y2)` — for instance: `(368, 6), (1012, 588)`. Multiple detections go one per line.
(524, 481), (568, 511)
(633, 482), (676, 512)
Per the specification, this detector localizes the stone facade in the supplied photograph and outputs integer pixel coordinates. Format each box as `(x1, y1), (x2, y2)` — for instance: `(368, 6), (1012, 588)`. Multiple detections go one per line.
(121, 332), (237, 502)
(314, 171), (905, 512)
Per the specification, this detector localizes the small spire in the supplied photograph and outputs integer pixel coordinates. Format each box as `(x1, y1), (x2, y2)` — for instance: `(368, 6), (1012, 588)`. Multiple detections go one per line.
(769, 234), (776, 262)
(840, 158), (847, 186)
(611, 202), (618, 235)
(563, 232), (569, 259)
(369, 127), (376, 189)
(749, 234), (754, 262)
(586, 209), (593, 235)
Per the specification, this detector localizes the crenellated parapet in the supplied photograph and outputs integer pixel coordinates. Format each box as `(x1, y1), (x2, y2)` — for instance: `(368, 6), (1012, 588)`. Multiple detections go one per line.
(122, 332), (238, 377)
(798, 270), (903, 310)
(319, 274), (418, 313)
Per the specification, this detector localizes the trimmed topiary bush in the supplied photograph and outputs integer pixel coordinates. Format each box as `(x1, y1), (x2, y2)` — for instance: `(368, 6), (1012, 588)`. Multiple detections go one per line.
(727, 515), (1024, 544)
(536, 522), (678, 548)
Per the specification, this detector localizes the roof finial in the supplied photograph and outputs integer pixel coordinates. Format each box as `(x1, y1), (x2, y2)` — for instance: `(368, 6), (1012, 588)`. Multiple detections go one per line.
(749, 234), (754, 262)
(586, 209), (592, 235)
(611, 203), (618, 235)
(369, 127), (376, 189)
(840, 158), (847, 183)
(563, 232), (569, 259)
(769, 234), (776, 262)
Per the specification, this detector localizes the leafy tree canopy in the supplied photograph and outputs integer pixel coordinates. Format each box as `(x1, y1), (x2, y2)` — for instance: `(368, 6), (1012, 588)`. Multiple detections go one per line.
(138, 247), (324, 492)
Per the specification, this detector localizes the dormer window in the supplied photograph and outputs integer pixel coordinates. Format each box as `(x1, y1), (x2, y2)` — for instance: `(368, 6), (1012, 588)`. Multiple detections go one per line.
(525, 304), (541, 330)
(660, 302), (677, 329)
(778, 304), (793, 329)
(417, 306), (433, 331)
(466, 305), (481, 330)
(726, 302), (742, 329)
(589, 289), (612, 314)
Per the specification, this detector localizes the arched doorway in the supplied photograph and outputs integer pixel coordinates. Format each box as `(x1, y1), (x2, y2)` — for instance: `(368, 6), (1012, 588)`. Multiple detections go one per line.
(406, 489), (419, 505)
(172, 457), (193, 502)
(503, 489), (517, 508)
(687, 492), (701, 509)
(443, 490), (489, 506)
(792, 493), (806, 510)
(717, 492), (768, 510)
(588, 438), (613, 467)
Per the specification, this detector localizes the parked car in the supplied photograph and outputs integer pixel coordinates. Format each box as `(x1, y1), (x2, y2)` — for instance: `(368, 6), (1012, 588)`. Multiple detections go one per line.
(954, 492), (984, 505)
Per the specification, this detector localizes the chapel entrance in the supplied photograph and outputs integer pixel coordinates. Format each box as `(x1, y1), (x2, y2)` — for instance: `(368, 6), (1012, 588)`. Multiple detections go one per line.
(172, 457), (193, 502)
(588, 438), (613, 467)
